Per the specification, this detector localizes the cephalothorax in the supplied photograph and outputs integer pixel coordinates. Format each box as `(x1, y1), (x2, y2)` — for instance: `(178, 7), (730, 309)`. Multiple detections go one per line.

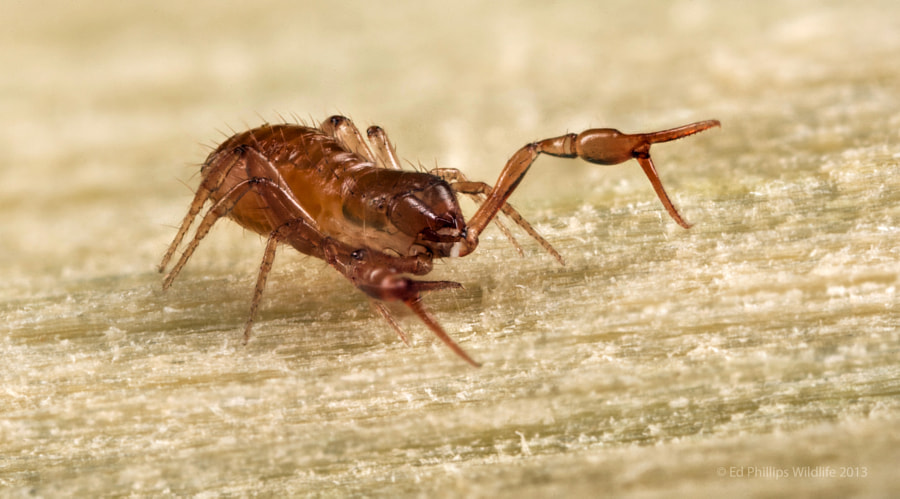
(159, 115), (719, 366)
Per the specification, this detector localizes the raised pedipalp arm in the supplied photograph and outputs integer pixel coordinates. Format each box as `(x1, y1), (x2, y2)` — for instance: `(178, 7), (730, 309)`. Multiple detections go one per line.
(460, 120), (720, 254)
(159, 149), (242, 273)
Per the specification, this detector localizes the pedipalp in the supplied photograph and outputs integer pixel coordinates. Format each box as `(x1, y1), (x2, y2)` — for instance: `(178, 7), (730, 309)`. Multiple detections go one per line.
(457, 120), (721, 256)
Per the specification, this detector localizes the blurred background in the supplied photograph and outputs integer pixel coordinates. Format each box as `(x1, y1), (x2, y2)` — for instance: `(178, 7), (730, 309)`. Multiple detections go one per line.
(2, 1), (899, 496)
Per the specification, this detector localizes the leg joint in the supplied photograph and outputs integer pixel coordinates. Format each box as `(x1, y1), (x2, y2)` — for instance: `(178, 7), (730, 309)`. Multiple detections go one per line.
(534, 134), (578, 158)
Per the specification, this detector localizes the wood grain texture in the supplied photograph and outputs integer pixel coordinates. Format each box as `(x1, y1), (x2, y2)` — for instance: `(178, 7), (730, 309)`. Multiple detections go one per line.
(2, 1), (899, 496)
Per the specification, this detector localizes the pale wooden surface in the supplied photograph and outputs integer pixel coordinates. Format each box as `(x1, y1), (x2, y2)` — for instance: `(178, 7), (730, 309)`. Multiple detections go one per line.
(2, 1), (900, 497)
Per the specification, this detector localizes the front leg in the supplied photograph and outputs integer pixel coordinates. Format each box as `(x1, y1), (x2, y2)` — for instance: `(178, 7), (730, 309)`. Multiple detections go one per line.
(459, 120), (720, 256)
(432, 167), (564, 265)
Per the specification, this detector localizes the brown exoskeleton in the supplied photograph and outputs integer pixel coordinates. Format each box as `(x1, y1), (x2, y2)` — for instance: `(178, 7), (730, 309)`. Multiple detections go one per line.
(159, 116), (719, 366)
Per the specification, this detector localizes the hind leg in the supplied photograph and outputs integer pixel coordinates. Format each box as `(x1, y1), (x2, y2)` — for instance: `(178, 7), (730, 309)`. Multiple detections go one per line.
(158, 149), (244, 273)
(161, 179), (260, 289)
